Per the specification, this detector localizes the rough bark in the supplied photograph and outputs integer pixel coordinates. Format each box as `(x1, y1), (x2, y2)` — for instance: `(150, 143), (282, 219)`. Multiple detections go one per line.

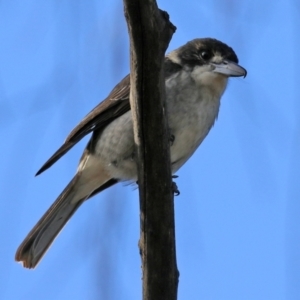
(123, 1), (178, 299)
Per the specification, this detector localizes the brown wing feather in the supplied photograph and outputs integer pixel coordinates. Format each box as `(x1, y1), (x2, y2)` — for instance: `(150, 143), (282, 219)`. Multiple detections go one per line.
(36, 57), (183, 176)
(36, 75), (130, 176)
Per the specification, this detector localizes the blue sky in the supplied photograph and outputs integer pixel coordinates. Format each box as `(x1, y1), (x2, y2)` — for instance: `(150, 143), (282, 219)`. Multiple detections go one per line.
(1, 1), (299, 299)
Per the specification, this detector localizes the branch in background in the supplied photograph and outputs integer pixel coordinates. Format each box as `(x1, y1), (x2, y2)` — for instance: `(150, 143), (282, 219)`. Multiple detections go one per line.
(123, 0), (178, 299)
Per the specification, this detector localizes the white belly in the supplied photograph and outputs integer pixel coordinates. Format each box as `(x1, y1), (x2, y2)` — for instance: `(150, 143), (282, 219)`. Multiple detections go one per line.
(168, 92), (221, 172)
(165, 68), (225, 172)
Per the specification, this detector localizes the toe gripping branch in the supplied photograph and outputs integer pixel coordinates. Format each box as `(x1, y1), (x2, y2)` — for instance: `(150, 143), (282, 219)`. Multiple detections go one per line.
(136, 175), (180, 195)
(172, 175), (180, 196)
(169, 134), (175, 146)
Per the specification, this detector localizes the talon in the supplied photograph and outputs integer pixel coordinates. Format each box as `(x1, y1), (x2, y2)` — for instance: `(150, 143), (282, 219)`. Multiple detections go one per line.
(172, 175), (178, 179)
(172, 181), (180, 196)
(170, 134), (175, 146)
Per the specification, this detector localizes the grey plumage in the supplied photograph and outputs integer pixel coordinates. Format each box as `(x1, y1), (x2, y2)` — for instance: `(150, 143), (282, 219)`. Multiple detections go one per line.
(15, 38), (246, 268)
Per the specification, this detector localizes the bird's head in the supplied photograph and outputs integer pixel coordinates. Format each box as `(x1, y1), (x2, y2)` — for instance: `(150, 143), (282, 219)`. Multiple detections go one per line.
(167, 38), (247, 96)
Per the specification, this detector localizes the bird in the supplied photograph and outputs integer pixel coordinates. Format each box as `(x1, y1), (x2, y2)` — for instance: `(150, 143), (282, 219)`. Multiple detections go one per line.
(15, 38), (247, 268)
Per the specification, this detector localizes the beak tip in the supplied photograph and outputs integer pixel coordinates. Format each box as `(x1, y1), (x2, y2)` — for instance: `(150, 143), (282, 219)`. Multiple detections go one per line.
(241, 67), (247, 78)
(212, 61), (247, 78)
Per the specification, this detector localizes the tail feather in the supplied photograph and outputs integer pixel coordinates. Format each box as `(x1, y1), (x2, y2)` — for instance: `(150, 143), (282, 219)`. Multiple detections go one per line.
(15, 171), (112, 268)
(15, 175), (83, 268)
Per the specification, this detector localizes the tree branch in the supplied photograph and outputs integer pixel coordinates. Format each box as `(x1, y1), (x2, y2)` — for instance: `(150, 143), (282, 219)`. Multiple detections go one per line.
(123, 0), (178, 299)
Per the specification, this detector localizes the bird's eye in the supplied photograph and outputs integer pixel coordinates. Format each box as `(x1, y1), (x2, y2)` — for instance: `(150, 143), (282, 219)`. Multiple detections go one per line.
(200, 51), (211, 60)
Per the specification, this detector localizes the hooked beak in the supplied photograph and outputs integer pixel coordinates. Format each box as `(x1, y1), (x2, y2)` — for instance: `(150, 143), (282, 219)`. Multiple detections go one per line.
(211, 60), (247, 78)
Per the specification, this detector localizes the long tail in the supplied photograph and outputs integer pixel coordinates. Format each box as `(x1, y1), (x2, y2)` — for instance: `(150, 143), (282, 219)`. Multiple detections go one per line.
(15, 170), (116, 269)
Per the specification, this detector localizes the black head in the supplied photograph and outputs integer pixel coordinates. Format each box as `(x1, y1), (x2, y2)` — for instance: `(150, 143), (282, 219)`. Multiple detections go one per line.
(166, 38), (246, 78)
(178, 38), (239, 66)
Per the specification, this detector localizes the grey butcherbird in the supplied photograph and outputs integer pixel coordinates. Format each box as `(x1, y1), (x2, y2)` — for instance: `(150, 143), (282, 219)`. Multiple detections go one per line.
(15, 38), (247, 268)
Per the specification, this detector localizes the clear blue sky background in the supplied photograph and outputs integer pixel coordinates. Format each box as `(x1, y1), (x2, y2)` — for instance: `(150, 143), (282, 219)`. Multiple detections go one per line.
(1, 1), (299, 299)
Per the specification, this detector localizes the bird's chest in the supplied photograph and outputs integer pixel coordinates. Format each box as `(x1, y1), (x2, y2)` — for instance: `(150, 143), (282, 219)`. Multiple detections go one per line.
(166, 79), (221, 170)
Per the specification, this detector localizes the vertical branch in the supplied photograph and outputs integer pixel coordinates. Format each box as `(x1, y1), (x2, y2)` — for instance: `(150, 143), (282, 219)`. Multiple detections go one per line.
(123, 0), (178, 299)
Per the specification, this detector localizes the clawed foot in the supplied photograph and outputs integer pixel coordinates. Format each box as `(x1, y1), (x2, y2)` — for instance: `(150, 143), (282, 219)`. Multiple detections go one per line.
(136, 175), (180, 196)
(170, 134), (175, 146)
(172, 175), (180, 196)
